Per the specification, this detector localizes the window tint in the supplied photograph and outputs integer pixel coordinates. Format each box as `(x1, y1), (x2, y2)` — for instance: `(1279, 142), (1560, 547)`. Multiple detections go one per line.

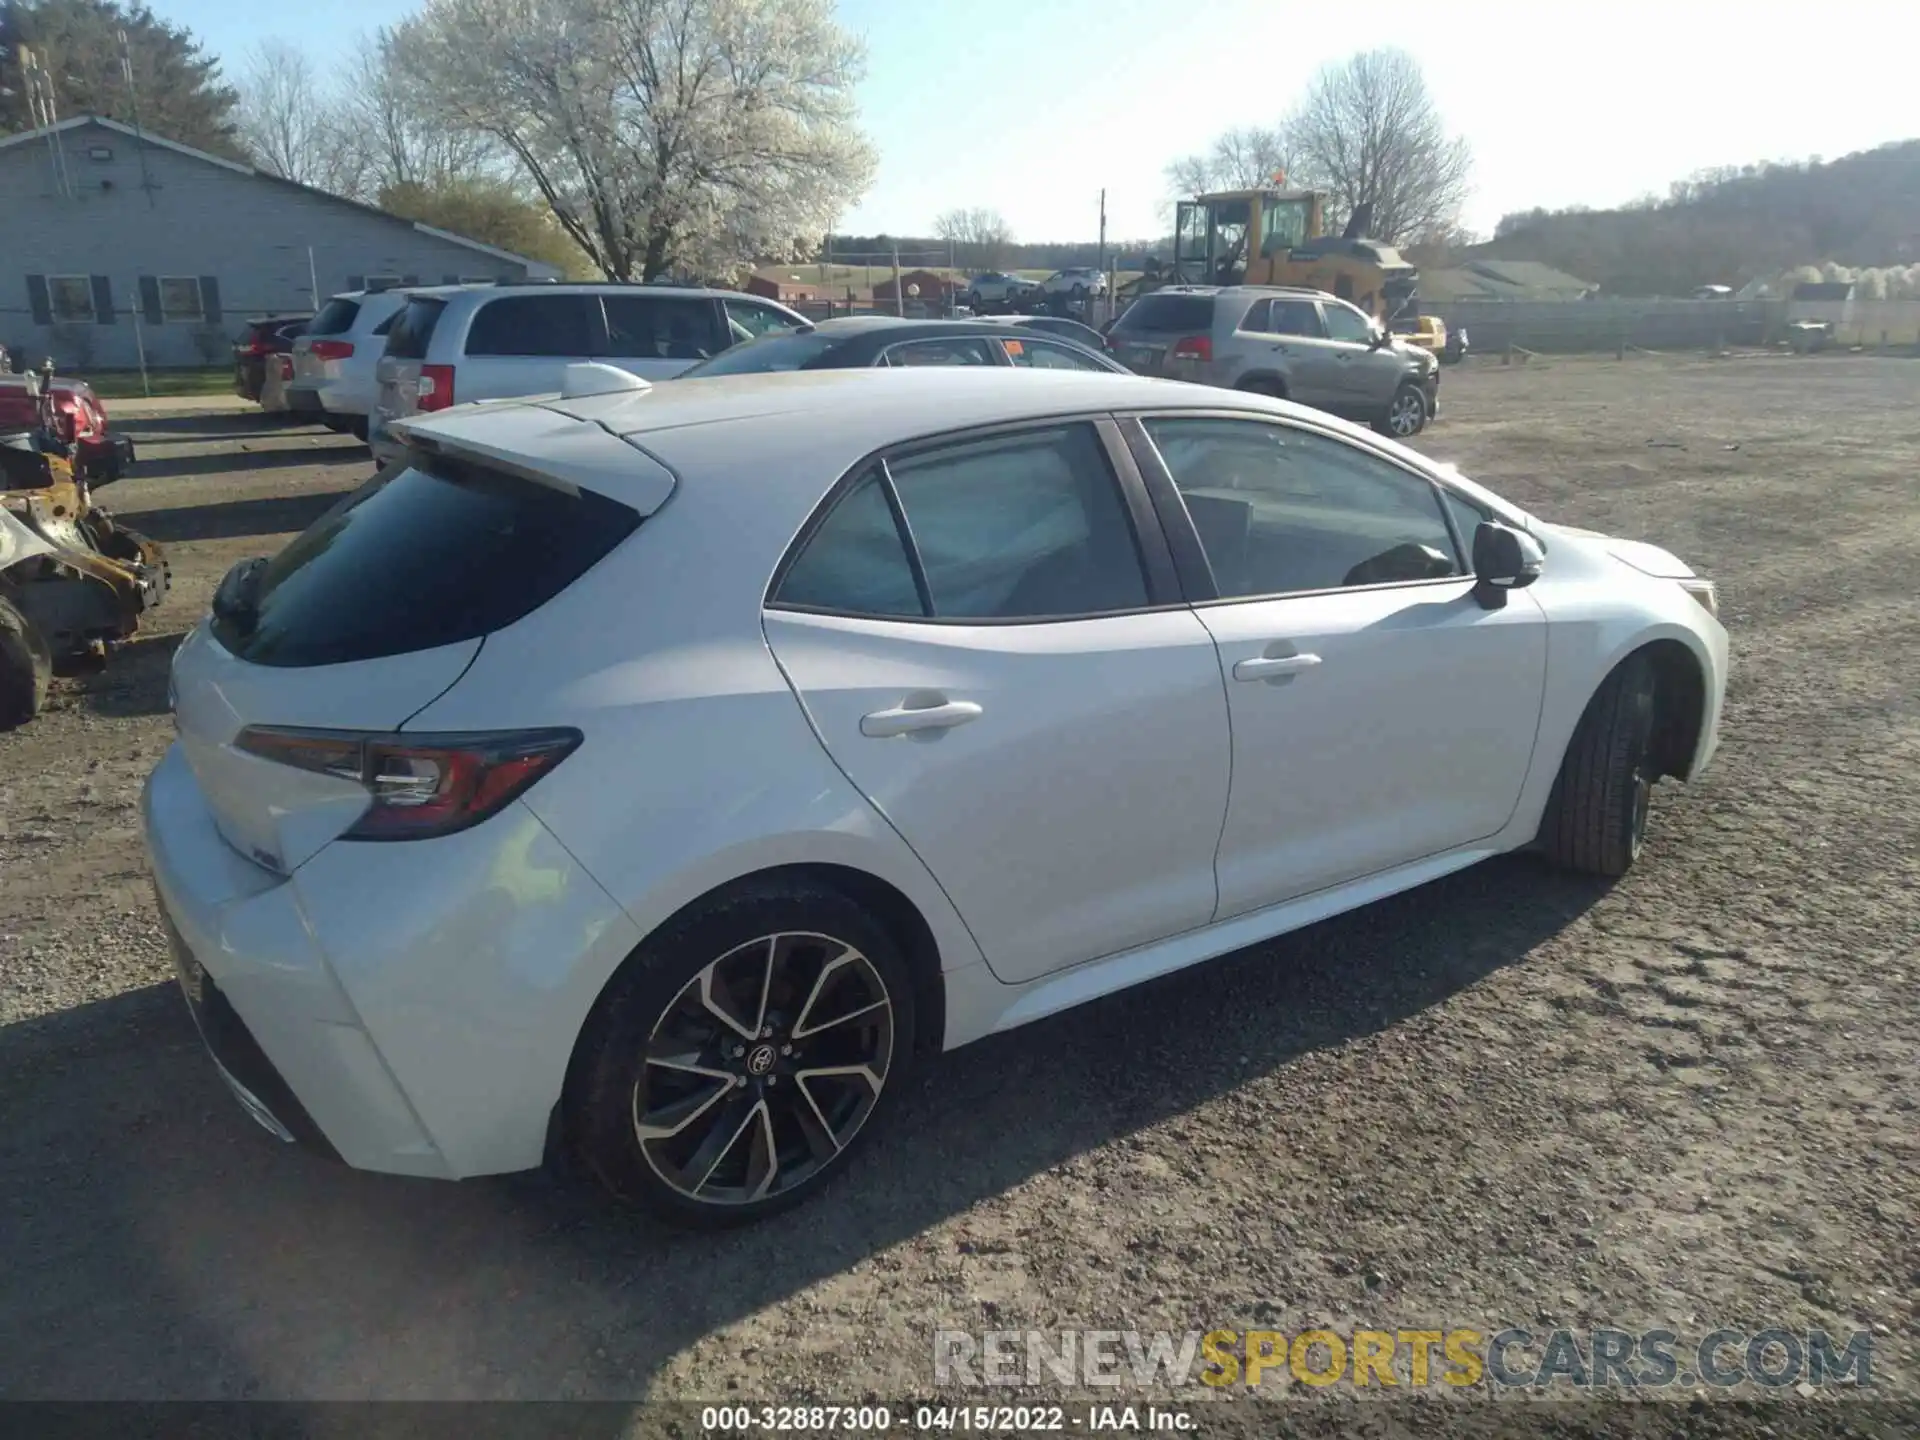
(1268, 300), (1324, 337)
(1111, 294), (1214, 334)
(680, 330), (839, 376)
(384, 297), (447, 360)
(309, 298), (360, 336)
(465, 295), (594, 357)
(725, 300), (801, 343)
(211, 458), (641, 668)
(888, 425), (1148, 619)
(1143, 417), (1461, 598)
(882, 338), (1000, 367)
(1004, 338), (1110, 371)
(1237, 299), (1272, 332)
(603, 295), (721, 361)
(773, 470), (923, 617)
(1439, 487), (1489, 552)
(372, 312), (398, 337)
(1321, 302), (1373, 343)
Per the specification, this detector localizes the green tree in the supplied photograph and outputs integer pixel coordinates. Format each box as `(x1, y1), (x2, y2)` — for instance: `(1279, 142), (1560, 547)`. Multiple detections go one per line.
(1, 0), (239, 157)
(378, 177), (598, 279)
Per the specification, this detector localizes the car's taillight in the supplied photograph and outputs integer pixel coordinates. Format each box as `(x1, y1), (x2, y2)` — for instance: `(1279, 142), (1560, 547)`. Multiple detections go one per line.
(417, 363), (455, 411)
(234, 726), (581, 841)
(1171, 335), (1212, 362)
(309, 339), (354, 361)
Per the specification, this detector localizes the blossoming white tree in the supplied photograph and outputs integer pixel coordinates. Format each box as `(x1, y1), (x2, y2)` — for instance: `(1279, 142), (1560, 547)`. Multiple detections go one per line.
(391, 0), (876, 280)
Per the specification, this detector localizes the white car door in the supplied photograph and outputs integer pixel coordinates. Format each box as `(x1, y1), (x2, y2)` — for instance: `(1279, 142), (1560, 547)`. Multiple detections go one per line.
(763, 420), (1231, 985)
(1134, 415), (1548, 918)
(600, 294), (727, 379)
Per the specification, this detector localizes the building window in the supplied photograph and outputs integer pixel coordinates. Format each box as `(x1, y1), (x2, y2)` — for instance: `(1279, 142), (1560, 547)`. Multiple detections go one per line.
(48, 276), (95, 322)
(159, 277), (203, 322)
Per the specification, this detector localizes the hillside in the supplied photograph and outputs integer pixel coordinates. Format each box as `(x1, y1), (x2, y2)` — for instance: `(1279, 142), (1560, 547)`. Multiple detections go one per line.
(1477, 139), (1920, 296)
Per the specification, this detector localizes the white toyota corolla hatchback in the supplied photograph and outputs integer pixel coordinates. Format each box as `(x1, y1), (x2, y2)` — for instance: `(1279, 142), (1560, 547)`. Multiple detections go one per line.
(145, 364), (1727, 1225)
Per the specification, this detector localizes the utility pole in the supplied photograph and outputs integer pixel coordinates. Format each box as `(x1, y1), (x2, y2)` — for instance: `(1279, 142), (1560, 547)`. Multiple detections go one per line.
(1097, 189), (1107, 279)
(118, 29), (158, 208)
(307, 246), (321, 311)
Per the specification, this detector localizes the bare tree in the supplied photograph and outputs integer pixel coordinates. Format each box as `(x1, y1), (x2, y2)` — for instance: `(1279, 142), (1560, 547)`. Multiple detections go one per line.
(934, 207), (1013, 270)
(1281, 48), (1470, 244)
(1164, 125), (1292, 206)
(390, 0), (877, 281)
(336, 28), (497, 197)
(234, 41), (364, 194)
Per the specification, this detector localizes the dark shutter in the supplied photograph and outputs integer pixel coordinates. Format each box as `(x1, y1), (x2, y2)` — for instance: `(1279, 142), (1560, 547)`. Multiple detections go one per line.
(198, 277), (222, 325)
(401, 274), (420, 287)
(90, 275), (115, 324)
(139, 275), (163, 324)
(25, 275), (52, 325)
(347, 274), (365, 291)
(443, 274), (460, 284)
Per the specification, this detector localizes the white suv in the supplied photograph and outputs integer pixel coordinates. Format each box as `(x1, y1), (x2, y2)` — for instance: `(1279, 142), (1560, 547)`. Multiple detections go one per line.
(369, 283), (809, 465)
(288, 289), (409, 440)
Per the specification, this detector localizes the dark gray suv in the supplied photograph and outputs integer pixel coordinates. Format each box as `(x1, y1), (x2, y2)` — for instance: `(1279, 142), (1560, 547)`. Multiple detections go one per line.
(1107, 286), (1439, 439)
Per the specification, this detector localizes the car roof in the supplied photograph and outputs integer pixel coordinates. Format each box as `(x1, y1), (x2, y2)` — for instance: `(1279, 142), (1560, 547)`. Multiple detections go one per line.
(396, 367), (1284, 513)
(423, 282), (728, 304)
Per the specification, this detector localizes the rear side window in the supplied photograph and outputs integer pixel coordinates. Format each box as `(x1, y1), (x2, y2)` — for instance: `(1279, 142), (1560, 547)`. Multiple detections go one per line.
(774, 470), (923, 617)
(213, 459), (641, 668)
(309, 298), (360, 336)
(881, 338), (999, 367)
(465, 295), (595, 357)
(1111, 294), (1214, 334)
(602, 296), (722, 361)
(384, 298), (447, 360)
(1004, 338), (1110, 371)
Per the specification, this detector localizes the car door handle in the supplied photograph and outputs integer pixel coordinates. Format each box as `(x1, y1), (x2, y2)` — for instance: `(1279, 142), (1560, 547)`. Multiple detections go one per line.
(1233, 653), (1322, 681)
(860, 699), (984, 738)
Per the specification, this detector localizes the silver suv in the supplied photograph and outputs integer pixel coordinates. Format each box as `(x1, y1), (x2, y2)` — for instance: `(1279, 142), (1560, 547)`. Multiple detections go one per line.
(370, 283), (809, 465)
(1107, 286), (1439, 439)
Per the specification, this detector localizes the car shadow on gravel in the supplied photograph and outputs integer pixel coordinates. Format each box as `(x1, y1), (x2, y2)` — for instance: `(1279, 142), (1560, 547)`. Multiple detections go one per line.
(129, 444), (366, 482)
(117, 488), (355, 544)
(120, 414), (325, 442)
(0, 855), (1606, 1401)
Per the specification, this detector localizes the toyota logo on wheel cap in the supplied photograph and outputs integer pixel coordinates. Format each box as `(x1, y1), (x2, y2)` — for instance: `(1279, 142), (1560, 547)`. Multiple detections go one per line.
(746, 1044), (777, 1076)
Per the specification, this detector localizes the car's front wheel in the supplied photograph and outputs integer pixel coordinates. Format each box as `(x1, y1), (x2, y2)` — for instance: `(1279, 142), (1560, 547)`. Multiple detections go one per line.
(566, 880), (915, 1226)
(1375, 381), (1429, 438)
(1538, 654), (1658, 877)
(0, 596), (52, 729)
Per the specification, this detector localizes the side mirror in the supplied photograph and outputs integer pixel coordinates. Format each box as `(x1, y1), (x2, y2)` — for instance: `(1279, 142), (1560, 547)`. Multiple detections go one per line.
(1471, 521), (1544, 609)
(1368, 328), (1390, 350)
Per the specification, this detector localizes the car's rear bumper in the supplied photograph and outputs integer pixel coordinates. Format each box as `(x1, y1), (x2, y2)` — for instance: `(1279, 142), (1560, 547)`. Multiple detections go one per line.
(143, 741), (642, 1180)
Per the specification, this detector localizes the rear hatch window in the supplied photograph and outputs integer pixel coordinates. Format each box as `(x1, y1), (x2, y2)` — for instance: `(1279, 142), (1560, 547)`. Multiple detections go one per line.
(384, 297), (447, 360)
(211, 457), (641, 668)
(1111, 295), (1215, 334)
(309, 298), (361, 336)
(679, 330), (839, 375)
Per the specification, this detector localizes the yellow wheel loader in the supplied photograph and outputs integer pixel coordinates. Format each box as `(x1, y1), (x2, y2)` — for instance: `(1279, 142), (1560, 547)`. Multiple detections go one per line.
(1, 366), (169, 728)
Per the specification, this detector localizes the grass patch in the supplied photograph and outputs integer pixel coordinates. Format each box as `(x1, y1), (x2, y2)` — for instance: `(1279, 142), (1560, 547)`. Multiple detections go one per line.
(82, 368), (231, 401)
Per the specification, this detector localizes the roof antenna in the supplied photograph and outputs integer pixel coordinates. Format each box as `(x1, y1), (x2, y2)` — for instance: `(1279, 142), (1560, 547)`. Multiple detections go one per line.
(23, 49), (75, 200)
(118, 28), (159, 207)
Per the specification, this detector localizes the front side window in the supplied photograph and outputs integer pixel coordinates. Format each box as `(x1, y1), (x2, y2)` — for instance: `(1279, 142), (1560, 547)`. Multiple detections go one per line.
(464, 295), (594, 357)
(603, 296), (722, 361)
(1320, 302), (1374, 344)
(881, 338), (1000, 367)
(1002, 338), (1109, 372)
(1143, 417), (1461, 598)
(1268, 300), (1325, 338)
(773, 425), (1151, 621)
(725, 300), (802, 343)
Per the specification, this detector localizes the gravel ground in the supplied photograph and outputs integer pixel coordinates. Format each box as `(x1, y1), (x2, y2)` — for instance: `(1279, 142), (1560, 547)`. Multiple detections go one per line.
(1, 357), (1915, 1429)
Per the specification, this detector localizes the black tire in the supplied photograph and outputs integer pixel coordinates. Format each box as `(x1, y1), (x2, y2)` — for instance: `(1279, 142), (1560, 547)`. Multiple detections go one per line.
(1538, 654), (1658, 877)
(565, 878), (917, 1228)
(0, 596), (52, 730)
(1374, 381), (1429, 438)
(1236, 376), (1288, 400)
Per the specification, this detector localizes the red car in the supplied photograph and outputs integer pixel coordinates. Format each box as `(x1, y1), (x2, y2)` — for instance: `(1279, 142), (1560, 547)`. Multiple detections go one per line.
(0, 374), (136, 485)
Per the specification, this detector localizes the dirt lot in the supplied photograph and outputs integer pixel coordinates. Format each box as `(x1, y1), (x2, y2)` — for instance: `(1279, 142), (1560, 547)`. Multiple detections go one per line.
(1, 356), (1915, 1421)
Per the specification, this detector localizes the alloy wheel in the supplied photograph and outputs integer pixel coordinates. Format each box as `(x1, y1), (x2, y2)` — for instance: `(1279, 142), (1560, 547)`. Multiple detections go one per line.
(1389, 389), (1425, 437)
(631, 932), (894, 1206)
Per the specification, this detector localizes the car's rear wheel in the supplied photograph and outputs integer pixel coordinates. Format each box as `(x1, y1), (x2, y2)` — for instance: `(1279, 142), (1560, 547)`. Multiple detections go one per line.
(566, 880), (915, 1227)
(1538, 654), (1658, 876)
(0, 595), (52, 730)
(1376, 381), (1428, 438)
(1236, 376), (1287, 400)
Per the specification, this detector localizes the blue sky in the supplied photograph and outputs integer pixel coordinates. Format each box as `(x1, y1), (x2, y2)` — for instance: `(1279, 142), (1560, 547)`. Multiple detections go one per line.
(168, 0), (1916, 243)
